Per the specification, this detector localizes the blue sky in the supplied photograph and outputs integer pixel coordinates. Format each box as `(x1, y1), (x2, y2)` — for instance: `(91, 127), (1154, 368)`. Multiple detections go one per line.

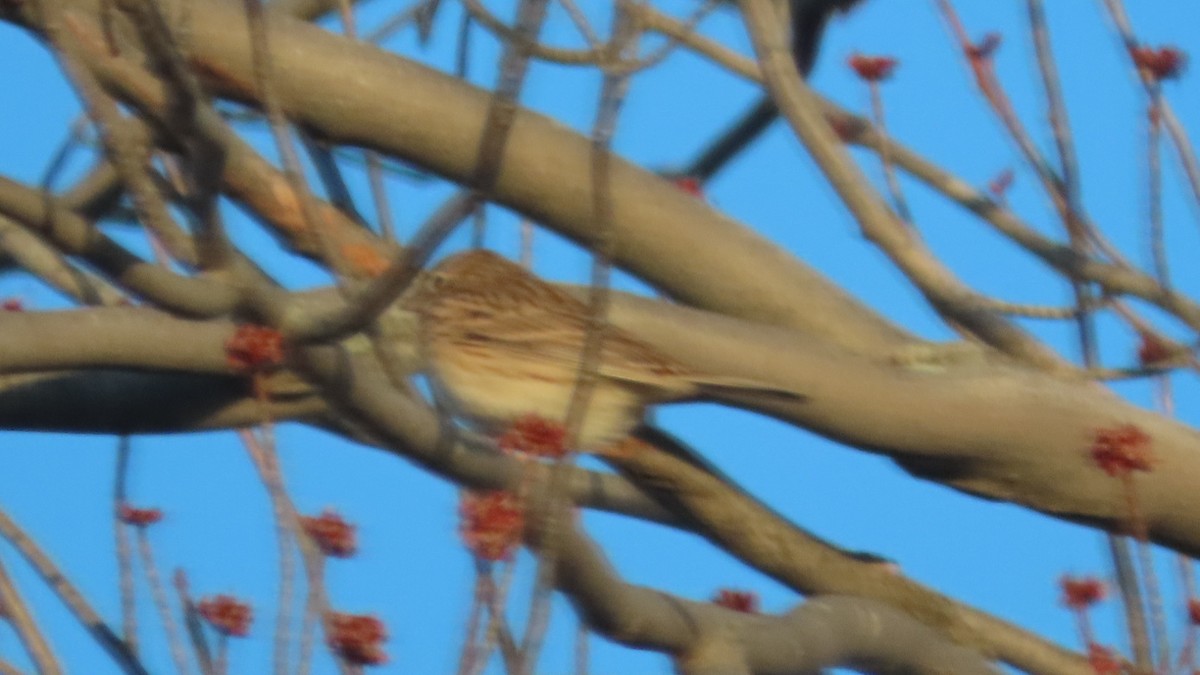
(2, 1), (1199, 673)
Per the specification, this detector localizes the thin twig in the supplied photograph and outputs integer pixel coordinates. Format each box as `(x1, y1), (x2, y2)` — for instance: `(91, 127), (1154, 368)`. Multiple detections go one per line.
(136, 529), (193, 675)
(467, 1), (556, 671)
(239, 431), (353, 675)
(631, 0), (723, 73)
(557, 0), (602, 49)
(0, 555), (61, 674)
(0, 508), (147, 674)
(866, 79), (911, 223)
(39, 115), (92, 193)
(1177, 554), (1198, 669)
(1143, 86), (1173, 666)
(297, 131), (367, 227)
(362, 2), (426, 44)
(460, 0), (600, 66)
(39, 3), (198, 267)
(464, 559), (518, 675)
(282, 189), (480, 343)
(831, 113), (1200, 336)
(0, 216), (124, 306)
(173, 571), (215, 675)
(574, 619), (589, 675)
(746, 0), (1062, 368)
(214, 634), (228, 675)
(1025, 0), (1100, 368)
(113, 437), (138, 655)
(455, 568), (487, 675)
(486, 561), (521, 673)
(1133, 517), (1169, 671)
(295, 555), (324, 675)
(364, 151), (396, 241)
(111, 0), (234, 271)
(1147, 105), (1169, 286)
(936, 0), (1099, 364)
(237, 428), (295, 675)
(1100, 0), (1200, 219)
(522, 4), (639, 673)
(1014, 2), (1154, 664)
(242, 0), (353, 281)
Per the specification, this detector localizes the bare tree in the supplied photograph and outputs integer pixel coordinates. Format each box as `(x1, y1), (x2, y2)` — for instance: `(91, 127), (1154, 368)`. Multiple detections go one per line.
(0, 0), (1197, 673)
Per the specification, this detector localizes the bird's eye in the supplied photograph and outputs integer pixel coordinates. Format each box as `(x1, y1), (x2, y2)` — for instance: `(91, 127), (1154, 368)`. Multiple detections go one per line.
(426, 271), (449, 292)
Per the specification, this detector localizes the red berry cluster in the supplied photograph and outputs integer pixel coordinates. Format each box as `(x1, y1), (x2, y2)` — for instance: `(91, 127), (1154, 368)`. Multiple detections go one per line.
(327, 612), (388, 666)
(197, 595), (253, 637)
(671, 176), (705, 199)
(459, 491), (524, 561)
(988, 168), (1014, 200)
(847, 54), (898, 82)
(1189, 598), (1200, 625)
(712, 589), (759, 614)
(1136, 333), (1172, 366)
(117, 503), (163, 527)
(967, 33), (1002, 60)
(1086, 644), (1121, 674)
(1130, 45), (1187, 81)
(1059, 575), (1106, 610)
(498, 414), (568, 460)
(301, 509), (358, 558)
(224, 324), (285, 373)
(826, 114), (864, 142)
(341, 243), (390, 278)
(1089, 425), (1154, 477)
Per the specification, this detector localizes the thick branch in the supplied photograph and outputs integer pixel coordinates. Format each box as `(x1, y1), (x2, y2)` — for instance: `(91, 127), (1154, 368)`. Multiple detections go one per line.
(526, 487), (1002, 674)
(0, 370), (324, 433)
(4, 302), (1200, 561)
(1, 0), (910, 357)
(602, 429), (1087, 673)
(0, 181), (238, 316)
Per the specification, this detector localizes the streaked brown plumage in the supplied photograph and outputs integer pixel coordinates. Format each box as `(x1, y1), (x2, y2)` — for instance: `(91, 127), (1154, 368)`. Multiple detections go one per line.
(408, 249), (800, 450)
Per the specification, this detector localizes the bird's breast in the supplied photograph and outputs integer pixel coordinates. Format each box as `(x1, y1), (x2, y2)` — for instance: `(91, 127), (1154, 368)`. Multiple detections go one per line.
(425, 342), (643, 451)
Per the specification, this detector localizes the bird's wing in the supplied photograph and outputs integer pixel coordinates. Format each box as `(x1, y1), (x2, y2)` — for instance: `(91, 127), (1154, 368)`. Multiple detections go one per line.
(460, 304), (701, 398)
(451, 293), (803, 401)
